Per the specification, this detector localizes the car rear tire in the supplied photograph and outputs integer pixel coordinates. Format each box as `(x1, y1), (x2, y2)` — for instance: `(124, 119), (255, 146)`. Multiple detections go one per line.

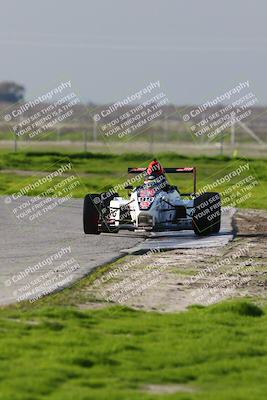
(193, 192), (221, 236)
(83, 194), (100, 234)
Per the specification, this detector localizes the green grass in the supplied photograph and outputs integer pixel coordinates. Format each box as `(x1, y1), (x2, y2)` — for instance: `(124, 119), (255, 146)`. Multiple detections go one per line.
(0, 258), (266, 400)
(0, 299), (267, 400)
(0, 150), (266, 209)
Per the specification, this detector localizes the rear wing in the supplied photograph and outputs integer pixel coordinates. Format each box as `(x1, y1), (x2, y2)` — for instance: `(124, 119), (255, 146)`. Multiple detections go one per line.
(128, 167), (197, 195)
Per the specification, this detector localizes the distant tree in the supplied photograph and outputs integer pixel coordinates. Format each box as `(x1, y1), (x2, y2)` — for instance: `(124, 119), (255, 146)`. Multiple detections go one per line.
(0, 81), (25, 103)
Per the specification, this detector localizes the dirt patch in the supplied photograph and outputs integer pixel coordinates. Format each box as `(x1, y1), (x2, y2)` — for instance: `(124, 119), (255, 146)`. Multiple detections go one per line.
(234, 208), (267, 236)
(82, 209), (267, 312)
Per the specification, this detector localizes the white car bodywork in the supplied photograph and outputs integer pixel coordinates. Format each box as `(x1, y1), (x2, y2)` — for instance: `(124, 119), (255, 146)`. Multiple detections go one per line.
(108, 177), (195, 232)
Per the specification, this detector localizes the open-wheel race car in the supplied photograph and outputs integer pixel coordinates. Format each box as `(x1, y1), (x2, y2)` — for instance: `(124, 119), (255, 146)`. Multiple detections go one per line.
(83, 161), (221, 236)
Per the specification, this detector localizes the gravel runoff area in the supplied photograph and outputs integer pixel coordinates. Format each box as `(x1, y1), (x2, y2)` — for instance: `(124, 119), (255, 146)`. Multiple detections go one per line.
(85, 209), (267, 312)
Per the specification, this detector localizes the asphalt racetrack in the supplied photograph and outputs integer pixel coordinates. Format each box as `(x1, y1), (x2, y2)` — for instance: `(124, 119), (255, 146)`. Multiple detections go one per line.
(0, 196), (144, 306)
(0, 196), (234, 305)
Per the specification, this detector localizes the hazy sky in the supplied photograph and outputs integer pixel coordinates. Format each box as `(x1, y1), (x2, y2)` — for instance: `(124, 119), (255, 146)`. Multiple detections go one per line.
(1, 0), (266, 105)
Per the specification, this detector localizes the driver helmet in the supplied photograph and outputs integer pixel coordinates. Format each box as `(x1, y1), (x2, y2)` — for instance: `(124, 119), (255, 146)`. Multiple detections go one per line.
(147, 159), (164, 176)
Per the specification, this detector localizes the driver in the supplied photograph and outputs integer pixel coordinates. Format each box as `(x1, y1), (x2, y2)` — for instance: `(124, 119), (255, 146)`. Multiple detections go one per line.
(144, 159), (170, 191)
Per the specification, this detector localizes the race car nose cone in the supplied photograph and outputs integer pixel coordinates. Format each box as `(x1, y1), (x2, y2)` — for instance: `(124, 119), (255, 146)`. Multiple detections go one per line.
(138, 213), (154, 229)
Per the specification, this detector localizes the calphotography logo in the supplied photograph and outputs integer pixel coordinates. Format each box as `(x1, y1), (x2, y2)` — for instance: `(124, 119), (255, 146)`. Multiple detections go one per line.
(1, 80), (81, 142)
(90, 80), (170, 144)
(4, 160), (82, 224)
(180, 81), (259, 142)
(4, 246), (81, 303)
